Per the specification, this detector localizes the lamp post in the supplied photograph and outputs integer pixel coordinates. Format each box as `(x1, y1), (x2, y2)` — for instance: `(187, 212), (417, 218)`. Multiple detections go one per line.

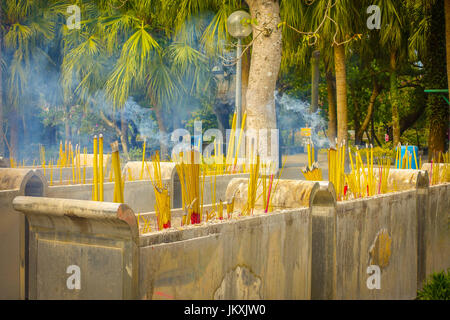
(227, 10), (252, 133)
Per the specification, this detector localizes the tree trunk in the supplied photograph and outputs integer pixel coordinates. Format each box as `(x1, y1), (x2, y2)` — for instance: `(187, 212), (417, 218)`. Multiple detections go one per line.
(371, 115), (382, 147)
(400, 86), (426, 134)
(245, 0), (282, 161)
(22, 112), (28, 148)
(65, 107), (71, 142)
(154, 105), (168, 160)
(356, 80), (380, 143)
(311, 50), (320, 113)
(213, 102), (233, 139)
(241, 49), (251, 114)
(390, 50), (401, 147)
(334, 44), (348, 146)
(445, 0), (450, 154)
(0, 7), (3, 157)
(9, 110), (18, 160)
(326, 67), (337, 143)
(99, 110), (128, 159)
(425, 0), (448, 160)
(120, 109), (129, 160)
(352, 91), (361, 145)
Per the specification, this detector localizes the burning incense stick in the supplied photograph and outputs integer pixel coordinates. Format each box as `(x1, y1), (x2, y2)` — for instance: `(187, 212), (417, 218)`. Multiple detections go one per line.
(76, 145), (81, 184)
(233, 112), (247, 171)
(49, 160), (53, 186)
(59, 158), (62, 185)
(175, 150), (201, 225)
(93, 136), (98, 201)
(99, 134), (104, 201)
(265, 173), (274, 213)
(140, 139), (146, 180)
(70, 144), (75, 184)
(245, 153), (260, 216)
(226, 112), (237, 171)
(59, 141), (63, 168)
(111, 141), (123, 203)
(150, 151), (171, 229)
(227, 196), (235, 218)
(83, 147), (87, 184)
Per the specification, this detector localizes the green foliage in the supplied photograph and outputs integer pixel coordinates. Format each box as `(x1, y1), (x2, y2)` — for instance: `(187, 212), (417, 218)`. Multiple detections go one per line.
(401, 127), (428, 147)
(127, 146), (143, 161)
(0, 0), (443, 159)
(184, 100), (218, 134)
(348, 144), (395, 162)
(417, 269), (450, 300)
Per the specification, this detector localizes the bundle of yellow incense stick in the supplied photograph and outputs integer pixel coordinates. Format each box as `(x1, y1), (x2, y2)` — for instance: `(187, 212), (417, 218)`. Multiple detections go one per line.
(328, 140), (346, 200)
(430, 152), (450, 185)
(264, 158), (287, 212)
(346, 145), (391, 199)
(205, 161), (218, 218)
(243, 153), (260, 216)
(233, 112), (247, 171)
(83, 147), (87, 184)
(227, 196), (235, 218)
(149, 151), (171, 230)
(302, 140), (323, 181)
(301, 162), (323, 181)
(110, 141), (123, 203)
(175, 150), (201, 225)
(49, 160), (53, 186)
(98, 135), (104, 200)
(140, 139), (146, 180)
(93, 136), (98, 200)
(225, 112), (237, 172)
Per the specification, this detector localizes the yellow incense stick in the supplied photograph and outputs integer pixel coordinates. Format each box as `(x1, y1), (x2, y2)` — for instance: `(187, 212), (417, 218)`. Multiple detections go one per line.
(140, 139), (146, 180)
(71, 145), (75, 184)
(111, 141), (123, 203)
(93, 136), (98, 201)
(226, 112), (237, 169)
(99, 134), (104, 201)
(59, 158), (62, 184)
(307, 143), (311, 168)
(50, 160), (53, 186)
(83, 148), (87, 184)
(233, 112), (247, 170)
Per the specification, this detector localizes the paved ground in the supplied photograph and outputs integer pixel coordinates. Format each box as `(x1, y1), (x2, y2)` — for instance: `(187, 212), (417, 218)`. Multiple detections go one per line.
(279, 152), (329, 180)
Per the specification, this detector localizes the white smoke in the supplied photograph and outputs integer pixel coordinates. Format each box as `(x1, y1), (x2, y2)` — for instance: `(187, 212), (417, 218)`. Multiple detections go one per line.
(275, 92), (329, 149)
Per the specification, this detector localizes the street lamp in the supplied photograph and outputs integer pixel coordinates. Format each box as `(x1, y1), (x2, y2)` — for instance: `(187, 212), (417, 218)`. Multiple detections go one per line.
(227, 10), (252, 133)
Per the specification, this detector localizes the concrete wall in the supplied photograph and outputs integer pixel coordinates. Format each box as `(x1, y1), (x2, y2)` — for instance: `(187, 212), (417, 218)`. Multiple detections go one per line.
(12, 180), (326, 300)
(7, 173), (450, 300)
(35, 166), (96, 184)
(0, 189), (25, 299)
(172, 173), (249, 209)
(425, 184), (450, 276)
(0, 169), (47, 300)
(334, 191), (419, 299)
(138, 207), (312, 300)
(0, 169), (248, 299)
(46, 173), (249, 213)
(46, 179), (169, 214)
(421, 163), (449, 183)
(12, 197), (138, 300)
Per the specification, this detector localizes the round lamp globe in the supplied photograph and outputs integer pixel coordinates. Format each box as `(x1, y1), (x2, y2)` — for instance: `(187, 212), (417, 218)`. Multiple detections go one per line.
(226, 10), (252, 39)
